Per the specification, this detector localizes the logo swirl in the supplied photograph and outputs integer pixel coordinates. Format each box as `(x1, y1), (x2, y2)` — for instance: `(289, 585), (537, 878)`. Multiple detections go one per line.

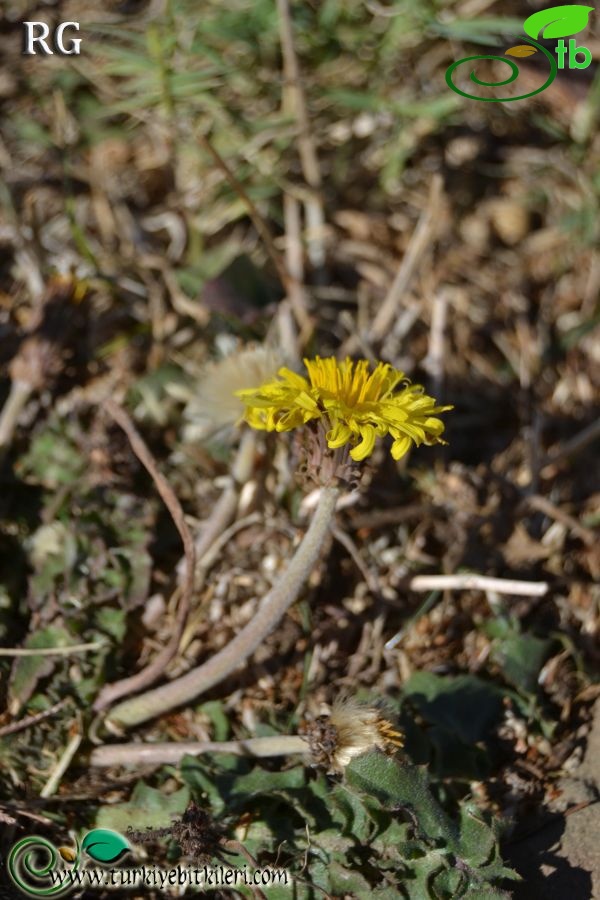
(7, 836), (80, 897)
(445, 37), (557, 101)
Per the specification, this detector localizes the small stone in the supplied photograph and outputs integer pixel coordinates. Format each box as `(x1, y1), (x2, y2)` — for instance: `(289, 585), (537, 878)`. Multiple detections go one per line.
(487, 199), (530, 246)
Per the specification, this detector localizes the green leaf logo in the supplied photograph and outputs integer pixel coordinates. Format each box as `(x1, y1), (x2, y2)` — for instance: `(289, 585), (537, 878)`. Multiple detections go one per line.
(523, 5), (594, 40)
(81, 829), (130, 864)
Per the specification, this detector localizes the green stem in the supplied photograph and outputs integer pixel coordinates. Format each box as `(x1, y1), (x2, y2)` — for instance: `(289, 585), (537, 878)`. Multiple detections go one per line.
(106, 485), (339, 729)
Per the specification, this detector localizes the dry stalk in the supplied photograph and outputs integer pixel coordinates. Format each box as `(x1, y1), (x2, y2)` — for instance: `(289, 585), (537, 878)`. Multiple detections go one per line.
(89, 735), (308, 768)
(93, 399), (196, 712)
(103, 485), (339, 730)
(0, 277), (76, 465)
(198, 131), (313, 350)
(197, 132), (290, 292)
(0, 380), (34, 466)
(520, 494), (596, 547)
(540, 417), (600, 476)
(370, 174), (443, 343)
(0, 699), (70, 739)
(423, 290), (449, 401)
(277, 0), (326, 273)
(409, 574), (549, 596)
(40, 716), (83, 798)
(0, 642), (105, 658)
(283, 191), (313, 350)
(180, 429), (257, 586)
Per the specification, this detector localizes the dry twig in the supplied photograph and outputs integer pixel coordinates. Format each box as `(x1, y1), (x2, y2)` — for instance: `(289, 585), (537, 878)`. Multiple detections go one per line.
(277, 0), (326, 273)
(178, 430), (258, 587)
(0, 699), (70, 739)
(409, 574), (549, 596)
(103, 486), (339, 729)
(423, 290), (449, 400)
(197, 132), (290, 293)
(0, 641), (106, 658)
(370, 175), (443, 343)
(0, 277), (76, 465)
(93, 399), (196, 712)
(40, 716), (83, 798)
(522, 494), (596, 547)
(89, 735), (308, 768)
(540, 417), (600, 477)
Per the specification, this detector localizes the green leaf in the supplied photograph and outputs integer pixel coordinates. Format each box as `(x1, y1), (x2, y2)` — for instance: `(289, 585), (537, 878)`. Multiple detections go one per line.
(82, 829), (130, 864)
(197, 700), (230, 742)
(331, 785), (374, 841)
(431, 866), (466, 898)
(229, 765), (306, 799)
(345, 753), (458, 849)
(491, 632), (554, 692)
(179, 756), (235, 815)
(403, 672), (504, 744)
(9, 626), (74, 714)
(96, 782), (189, 832)
(18, 422), (85, 489)
(462, 887), (513, 899)
(431, 17), (524, 46)
(523, 5), (594, 39)
(94, 606), (127, 643)
(328, 860), (374, 895)
(458, 805), (495, 866)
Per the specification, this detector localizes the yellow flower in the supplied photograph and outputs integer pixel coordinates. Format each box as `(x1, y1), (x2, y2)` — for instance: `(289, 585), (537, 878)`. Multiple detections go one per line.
(235, 356), (452, 462)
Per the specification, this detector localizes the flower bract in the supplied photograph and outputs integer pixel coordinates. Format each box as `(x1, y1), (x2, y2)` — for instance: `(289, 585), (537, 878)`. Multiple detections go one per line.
(235, 356), (452, 462)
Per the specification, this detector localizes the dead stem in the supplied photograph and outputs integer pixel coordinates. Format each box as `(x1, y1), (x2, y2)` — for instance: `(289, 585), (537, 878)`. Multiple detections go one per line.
(0, 641), (106, 657)
(331, 524), (380, 597)
(89, 735), (308, 768)
(0, 379), (33, 466)
(197, 132), (290, 292)
(93, 399), (196, 712)
(103, 485), (339, 730)
(277, 0), (326, 273)
(0, 699), (70, 739)
(283, 191), (313, 347)
(182, 429), (257, 586)
(521, 494), (596, 547)
(40, 716), (82, 798)
(540, 417), (600, 476)
(370, 174), (443, 343)
(424, 290), (449, 401)
(409, 574), (549, 596)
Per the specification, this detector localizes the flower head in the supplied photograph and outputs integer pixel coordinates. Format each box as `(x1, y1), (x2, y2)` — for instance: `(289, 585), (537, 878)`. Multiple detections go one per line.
(235, 356), (451, 462)
(303, 696), (404, 773)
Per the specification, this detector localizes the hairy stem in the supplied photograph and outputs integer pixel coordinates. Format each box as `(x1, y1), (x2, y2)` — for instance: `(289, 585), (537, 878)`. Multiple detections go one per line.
(105, 485), (339, 729)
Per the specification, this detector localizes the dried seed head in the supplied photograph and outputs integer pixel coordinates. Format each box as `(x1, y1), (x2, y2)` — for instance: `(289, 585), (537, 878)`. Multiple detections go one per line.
(183, 343), (282, 440)
(302, 696), (404, 774)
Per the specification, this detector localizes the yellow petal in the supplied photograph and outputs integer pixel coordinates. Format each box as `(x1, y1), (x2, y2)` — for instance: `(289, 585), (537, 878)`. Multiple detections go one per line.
(391, 435), (412, 460)
(350, 425), (377, 461)
(278, 367), (309, 389)
(326, 422), (353, 448)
